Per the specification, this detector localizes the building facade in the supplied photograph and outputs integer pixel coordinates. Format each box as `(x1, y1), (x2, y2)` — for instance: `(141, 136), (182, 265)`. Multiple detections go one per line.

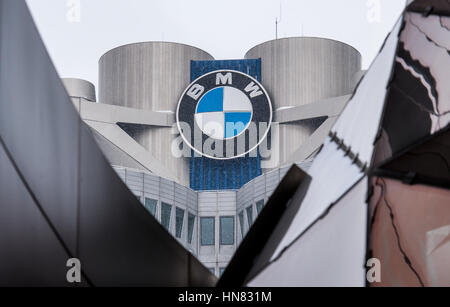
(63, 38), (362, 275)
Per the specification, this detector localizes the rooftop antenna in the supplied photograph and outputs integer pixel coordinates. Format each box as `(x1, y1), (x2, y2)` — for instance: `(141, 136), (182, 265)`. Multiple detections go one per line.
(275, 1), (282, 39)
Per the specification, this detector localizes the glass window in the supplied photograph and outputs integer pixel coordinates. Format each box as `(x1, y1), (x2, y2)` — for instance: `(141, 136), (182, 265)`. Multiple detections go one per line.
(239, 211), (245, 237)
(200, 217), (215, 246)
(208, 267), (215, 274)
(246, 206), (253, 227)
(145, 198), (157, 217)
(175, 207), (184, 238)
(220, 216), (234, 245)
(256, 199), (265, 214)
(219, 267), (225, 277)
(187, 212), (195, 244)
(161, 202), (172, 231)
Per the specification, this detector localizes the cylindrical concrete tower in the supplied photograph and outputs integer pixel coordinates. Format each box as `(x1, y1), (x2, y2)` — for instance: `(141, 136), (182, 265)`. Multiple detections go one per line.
(62, 78), (96, 102)
(245, 37), (361, 165)
(99, 42), (214, 186)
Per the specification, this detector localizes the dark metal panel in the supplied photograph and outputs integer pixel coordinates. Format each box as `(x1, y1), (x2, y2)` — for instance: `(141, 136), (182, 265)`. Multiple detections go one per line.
(0, 0), (215, 286)
(217, 165), (309, 287)
(0, 0), (79, 254)
(374, 127), (450, 189)
(0, 143), (85, 286)
(407, 0), (450, 16)
(78, 125), (214, 286)
(246, 178), (367, 286)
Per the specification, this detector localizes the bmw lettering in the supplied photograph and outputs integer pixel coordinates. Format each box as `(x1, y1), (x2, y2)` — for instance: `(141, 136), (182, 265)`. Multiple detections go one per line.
(176, 70), (272, 159)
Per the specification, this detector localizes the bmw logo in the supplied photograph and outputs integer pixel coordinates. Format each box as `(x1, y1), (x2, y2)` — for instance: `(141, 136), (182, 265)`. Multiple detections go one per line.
(176, 70), (272, 159)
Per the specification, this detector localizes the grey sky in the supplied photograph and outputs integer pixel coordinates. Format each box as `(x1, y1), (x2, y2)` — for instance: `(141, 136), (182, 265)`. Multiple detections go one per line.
(26, 0), (406, 91)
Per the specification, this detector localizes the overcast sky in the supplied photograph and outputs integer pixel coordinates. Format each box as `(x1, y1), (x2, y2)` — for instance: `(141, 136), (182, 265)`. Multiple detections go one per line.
(26, 0), (406, 91)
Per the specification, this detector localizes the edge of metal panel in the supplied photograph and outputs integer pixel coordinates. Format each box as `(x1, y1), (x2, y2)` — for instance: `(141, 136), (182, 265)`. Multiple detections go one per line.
(216, 164), (311, 287)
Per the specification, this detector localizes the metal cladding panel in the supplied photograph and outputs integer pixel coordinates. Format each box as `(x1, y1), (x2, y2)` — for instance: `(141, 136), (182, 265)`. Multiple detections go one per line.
(331, 17), (403, 166)
(265, 169), (280, 193)
(238, 182), (253, 207)
(236, 187), (246, 205)
(90, 128), (147, 172)
(280, 166), (290, 179)
(248, 178), (367, 287)
(407, 0), (450, 16)
(160, 177), (175, 203)
(218, 166), (308, 287)
(187, 189), (198, 210)
(377, 129), (450, 187)
(190, 59), (263, 191)
(198, 192), (217, 207)
(113, 167), (126, 181)
(297, 160), (313, 172)
(271, 139), (364, 260)
(143, 173), (160, 197)
(218, 192), (236, 202)
(217, 192), (237, 211)
(0, 0), (79, 255)
(174, 184), (188, 205)
(0, 144), (87, 286)
(253, 175), (266, 199)
(79, 125), (214, 286)
(126, 170), (144, 192)
(374, 12), (450, 165)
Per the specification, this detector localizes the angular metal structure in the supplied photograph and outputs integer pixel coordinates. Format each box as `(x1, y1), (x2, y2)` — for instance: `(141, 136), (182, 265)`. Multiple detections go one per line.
(223, 0), (450, 287)
(0, 0), (215, 286)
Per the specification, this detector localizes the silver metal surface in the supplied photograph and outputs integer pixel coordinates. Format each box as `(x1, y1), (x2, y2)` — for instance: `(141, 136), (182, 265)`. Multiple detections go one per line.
(245, 37), (362, 166)
(62, 78), (96, 102)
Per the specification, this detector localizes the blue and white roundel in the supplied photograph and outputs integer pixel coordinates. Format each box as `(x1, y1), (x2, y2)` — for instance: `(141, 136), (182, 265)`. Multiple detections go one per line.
(176, 70), (272, 160)
(194, 87), (253, 140)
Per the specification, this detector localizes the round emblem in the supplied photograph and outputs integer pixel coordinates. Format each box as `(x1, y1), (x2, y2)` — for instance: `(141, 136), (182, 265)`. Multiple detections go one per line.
(176, 70), (272, 159)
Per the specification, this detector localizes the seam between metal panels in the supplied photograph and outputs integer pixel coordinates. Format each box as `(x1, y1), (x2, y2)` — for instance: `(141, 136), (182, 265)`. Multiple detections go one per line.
(246, 176), (365, 284)
(329, 131), (368, 172)
(0, 133), (94, 286)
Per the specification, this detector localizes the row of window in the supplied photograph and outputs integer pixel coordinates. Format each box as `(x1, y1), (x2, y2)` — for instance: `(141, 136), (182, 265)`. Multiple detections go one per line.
(141, 197), (237, 247)
(142, 197), (196, 245)
(200, 216), (234, 246)
(238, 199), (265, 237)
(139, 196), (265, 246)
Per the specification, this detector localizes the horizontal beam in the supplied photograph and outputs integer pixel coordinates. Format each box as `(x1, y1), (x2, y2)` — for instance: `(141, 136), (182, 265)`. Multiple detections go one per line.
(286, 117), (338, 163)
(85, 120), (179, 182)
(275, 95), (350, 124)
(77, 100), (174, 127)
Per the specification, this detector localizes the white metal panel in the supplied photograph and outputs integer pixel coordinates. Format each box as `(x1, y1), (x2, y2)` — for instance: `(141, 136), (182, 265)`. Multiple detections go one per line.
(126, 170), (144, 192)
(248, 178), (367, 286)
(143, 173), (159, 197)
(160, 177), (175, 203)
(265, 169), (280, 193)
(113, 167), (126, 181)
(272, 138), (364, 260)
(331, 17), (403, 165)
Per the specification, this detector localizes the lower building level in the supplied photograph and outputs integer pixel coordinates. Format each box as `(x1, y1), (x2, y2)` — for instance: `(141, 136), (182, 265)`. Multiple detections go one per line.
(113, 161), (311, 276)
